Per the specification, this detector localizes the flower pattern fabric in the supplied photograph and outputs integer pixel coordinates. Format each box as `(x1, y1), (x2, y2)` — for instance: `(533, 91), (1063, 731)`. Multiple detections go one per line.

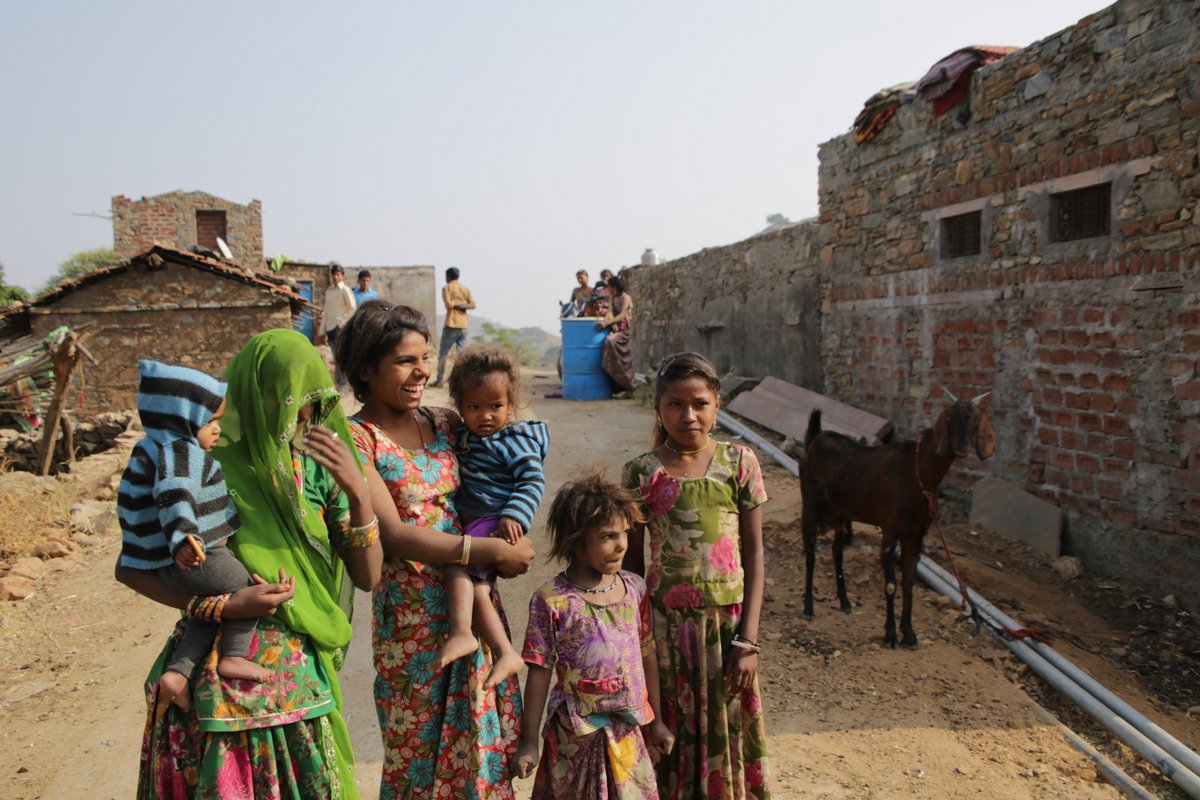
(350, 409), (521, 800)
(623, 442), (771, 800)
(523, 572), (659, 799)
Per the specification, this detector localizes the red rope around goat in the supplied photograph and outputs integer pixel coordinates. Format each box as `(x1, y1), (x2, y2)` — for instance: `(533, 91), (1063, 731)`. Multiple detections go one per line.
(913, 440), (1055, 645)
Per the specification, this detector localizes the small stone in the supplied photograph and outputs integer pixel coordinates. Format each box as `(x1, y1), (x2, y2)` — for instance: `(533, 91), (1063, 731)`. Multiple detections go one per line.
(1051, 556), (1083, 580)
(1163, 594), (1178, 607)
(71, 533), (102, 548)
(33, 540), (75, 559)
(0, 576), (37, 600)
(7, 558), (46, 580)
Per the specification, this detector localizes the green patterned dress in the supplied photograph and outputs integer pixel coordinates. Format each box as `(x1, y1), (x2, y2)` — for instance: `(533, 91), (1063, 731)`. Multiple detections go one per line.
(623, 442), (772, 800)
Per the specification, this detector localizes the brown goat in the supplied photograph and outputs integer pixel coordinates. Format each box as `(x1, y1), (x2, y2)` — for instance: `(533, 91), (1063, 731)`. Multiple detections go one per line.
(799, 393), (996, 648)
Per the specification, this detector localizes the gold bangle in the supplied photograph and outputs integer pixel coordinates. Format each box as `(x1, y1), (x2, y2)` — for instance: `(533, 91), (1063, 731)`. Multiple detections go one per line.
(458, 535), (472, 566)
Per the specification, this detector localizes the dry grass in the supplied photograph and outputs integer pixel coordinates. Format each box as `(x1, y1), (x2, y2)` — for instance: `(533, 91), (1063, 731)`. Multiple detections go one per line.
(0, 459), (81, 563)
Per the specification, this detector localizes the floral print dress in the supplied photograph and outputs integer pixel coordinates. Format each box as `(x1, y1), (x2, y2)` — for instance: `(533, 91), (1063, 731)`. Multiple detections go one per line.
(623, 442), (772, 800)
(522, 571), (660, 799)
(350, 408), (521, 800)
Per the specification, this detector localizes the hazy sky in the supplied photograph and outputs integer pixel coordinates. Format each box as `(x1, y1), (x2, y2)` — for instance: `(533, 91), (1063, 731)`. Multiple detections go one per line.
(2, 1), (1105, 331)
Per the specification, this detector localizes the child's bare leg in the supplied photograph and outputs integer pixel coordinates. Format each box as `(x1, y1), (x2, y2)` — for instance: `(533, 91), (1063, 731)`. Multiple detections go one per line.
(217, 656), (273, 682)
(158, 670), (192, 710)
(437, 565), (480, 671)
(475, 583), (523, 690)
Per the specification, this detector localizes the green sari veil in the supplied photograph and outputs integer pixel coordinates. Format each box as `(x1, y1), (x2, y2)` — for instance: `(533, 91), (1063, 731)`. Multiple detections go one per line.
(213, 329), (361, 794)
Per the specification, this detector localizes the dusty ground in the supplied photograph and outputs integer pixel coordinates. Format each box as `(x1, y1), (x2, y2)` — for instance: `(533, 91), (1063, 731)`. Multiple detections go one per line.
(0, 367), (1197, 798)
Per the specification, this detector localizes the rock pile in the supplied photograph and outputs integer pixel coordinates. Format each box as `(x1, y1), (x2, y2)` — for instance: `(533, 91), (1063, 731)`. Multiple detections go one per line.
(0, 410), (137, 474)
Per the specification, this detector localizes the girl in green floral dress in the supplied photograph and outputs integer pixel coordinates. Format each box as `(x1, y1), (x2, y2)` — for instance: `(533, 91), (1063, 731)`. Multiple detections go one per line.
(622, 352), (772, 800)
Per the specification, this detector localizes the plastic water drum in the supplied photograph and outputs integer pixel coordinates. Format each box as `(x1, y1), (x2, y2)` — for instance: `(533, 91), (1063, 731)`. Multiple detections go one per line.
(560, 319), (614, 400)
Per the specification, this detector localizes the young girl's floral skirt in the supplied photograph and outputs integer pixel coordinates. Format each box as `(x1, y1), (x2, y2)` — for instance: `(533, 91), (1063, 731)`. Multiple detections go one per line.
(531, 709), (659, 800)
(655, 603), (771, 800)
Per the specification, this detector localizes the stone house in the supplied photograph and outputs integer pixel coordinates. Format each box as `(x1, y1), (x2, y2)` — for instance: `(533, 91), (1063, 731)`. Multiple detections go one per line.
(2, 245), (306, 416)
(626, 0), (1198, 601)
(112, 191), (264, 267)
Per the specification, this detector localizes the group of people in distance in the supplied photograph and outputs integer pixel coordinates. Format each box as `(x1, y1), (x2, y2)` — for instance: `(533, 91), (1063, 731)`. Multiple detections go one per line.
(116, 294), (770, 798)
(566, 268), (637, 396)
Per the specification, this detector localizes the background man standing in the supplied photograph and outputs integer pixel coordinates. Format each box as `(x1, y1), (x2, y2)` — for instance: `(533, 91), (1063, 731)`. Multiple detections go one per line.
(354, 269), (382, 305)
(321, 263), (356, 387)
(430, 266), (476, 387)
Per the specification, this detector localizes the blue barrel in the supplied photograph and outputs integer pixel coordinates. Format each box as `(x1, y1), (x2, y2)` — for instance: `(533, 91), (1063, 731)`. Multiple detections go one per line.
(561, 318), (614, 400)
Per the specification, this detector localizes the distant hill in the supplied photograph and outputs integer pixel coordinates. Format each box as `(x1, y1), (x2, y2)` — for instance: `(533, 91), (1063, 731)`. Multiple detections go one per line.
(437, 315), (561, 367)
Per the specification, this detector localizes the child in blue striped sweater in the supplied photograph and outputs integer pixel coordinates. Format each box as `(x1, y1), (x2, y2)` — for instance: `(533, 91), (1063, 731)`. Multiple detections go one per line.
(116, 360), (270, 709)
(437, 346), (550, 689)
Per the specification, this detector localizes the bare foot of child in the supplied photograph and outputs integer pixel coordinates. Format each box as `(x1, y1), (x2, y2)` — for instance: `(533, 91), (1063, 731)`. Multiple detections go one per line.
(217, 656), (273, 683)
(485, 648), (524, 690)
(158, 670), (192, 710)
(436, 630), (479, 672)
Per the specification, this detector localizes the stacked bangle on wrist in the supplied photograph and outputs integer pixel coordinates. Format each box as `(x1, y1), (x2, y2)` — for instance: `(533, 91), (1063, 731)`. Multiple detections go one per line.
(459, 535), (472, 566)
(345, 515), (380, 548)
(731, 633), (761, 654)
(187, 593), (230, 624)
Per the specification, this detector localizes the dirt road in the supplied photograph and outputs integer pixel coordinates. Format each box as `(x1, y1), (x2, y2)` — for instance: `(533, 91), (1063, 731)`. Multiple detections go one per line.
(1, 368), (1195, 798)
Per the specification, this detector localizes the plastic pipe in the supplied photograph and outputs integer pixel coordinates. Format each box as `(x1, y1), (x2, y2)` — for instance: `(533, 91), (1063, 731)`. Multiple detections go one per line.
(715, 410), (799, 474)
(1028, 704), (1157, 800)
(918, 562), (1200, 798)
(921, 555), (1200, 781)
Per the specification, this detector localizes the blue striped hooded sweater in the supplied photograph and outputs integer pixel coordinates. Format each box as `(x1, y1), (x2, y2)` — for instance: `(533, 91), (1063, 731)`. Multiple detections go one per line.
(455, 419), (550, 530)
(116, 360), (239, 570)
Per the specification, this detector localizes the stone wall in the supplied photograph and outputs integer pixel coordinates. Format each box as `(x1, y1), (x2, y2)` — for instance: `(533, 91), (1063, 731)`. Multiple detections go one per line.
(624, 223), (824, 386)
(29, 260), (293, 415)
(279, 263), (437, 342)
(112, 191), (264, 266)
(626, 0), (1199, 602)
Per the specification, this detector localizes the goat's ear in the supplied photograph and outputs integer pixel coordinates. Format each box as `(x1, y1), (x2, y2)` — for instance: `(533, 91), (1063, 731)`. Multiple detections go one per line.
(934, 411), (951, 457)
(975, 409), (997, 459)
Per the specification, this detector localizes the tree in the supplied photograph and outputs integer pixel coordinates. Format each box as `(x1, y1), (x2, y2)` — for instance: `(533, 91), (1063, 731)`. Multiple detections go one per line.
(477, 322), (540, 366)
(0, 262), (29, 307)
(41, 247), (114, 293)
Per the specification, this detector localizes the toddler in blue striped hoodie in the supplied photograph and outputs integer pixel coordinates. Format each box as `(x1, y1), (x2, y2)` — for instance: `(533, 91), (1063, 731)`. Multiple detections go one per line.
(437, 346), (550, 689)
(116, 360), (270, 709)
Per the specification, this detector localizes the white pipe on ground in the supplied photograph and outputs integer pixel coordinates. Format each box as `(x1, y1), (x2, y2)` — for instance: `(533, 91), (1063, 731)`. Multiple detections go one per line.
(921, 555), (1200, 781)
(918, 563), (1200, 799)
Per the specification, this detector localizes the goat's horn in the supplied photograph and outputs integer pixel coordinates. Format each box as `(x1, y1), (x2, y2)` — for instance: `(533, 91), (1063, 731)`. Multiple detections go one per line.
(971, 391), (991, 405)
(943, 388), (959, 402)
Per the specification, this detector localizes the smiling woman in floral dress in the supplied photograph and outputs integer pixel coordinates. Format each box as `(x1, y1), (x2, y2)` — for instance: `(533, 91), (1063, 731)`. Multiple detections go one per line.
(334, 301), (536, 799)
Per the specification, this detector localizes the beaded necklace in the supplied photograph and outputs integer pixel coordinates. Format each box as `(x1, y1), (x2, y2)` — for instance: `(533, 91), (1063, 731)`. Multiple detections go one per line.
(561, 571), (620, 594)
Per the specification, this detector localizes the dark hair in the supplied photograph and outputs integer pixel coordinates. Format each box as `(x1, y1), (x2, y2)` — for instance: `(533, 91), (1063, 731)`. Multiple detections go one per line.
(653, 351), (721, 447)
(329, 263), (344, 276)
(545, 472), (646, 564)
(445, 267), (460, 281)
(335, 301), (431, 402)
(448, 346), (523, 413)
(576, 270), (588, 279)
(357, 269), (371, 280)
(600, 269), (614, 279)
(607, 276), (626, 295)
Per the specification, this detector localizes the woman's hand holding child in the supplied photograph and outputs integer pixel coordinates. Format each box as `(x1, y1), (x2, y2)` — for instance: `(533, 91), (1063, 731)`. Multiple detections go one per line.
(514, 739), (541, 779)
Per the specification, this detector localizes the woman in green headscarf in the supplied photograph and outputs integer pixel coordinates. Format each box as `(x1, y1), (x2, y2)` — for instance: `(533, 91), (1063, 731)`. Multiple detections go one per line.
(118, 330), (383, 799)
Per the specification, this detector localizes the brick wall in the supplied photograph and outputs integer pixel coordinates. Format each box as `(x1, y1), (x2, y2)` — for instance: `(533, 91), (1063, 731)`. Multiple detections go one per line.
(112, 191), (264, 266)
(29, 261), (293, 414)
(626, 0), (1199, 602)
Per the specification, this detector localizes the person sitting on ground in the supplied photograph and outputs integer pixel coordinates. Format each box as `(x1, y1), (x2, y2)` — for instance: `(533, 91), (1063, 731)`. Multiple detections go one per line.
(437, 346), (550, 689)
(116, 360), (270, 711)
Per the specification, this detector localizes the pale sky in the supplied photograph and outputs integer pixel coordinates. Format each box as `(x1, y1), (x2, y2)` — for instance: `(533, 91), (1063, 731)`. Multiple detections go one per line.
(1, 0), (1105, 331)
